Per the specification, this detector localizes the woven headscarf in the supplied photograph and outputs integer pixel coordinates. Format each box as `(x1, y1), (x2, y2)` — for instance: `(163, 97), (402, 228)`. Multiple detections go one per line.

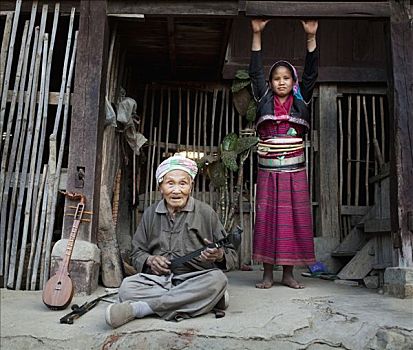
(269, 60), (303, 101)
(155, 155), (198, 183)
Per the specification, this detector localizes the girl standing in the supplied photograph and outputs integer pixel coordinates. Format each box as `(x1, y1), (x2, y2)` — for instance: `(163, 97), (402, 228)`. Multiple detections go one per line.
(249, 19), (319, 289)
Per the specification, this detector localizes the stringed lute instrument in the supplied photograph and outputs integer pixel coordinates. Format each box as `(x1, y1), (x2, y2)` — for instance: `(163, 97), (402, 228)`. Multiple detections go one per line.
(42, 192), (86, 310)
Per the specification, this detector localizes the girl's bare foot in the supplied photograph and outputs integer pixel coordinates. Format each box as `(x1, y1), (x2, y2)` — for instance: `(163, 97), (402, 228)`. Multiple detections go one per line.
(255, 280), (274, 289)
(256, 263), (274, 289)
(282, 265), (304, 289)
(281, 276), (304, 289)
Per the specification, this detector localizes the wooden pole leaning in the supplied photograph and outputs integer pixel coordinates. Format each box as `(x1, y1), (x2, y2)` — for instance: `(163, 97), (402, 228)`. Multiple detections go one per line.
(0, 12), (14, 99)
(1, 2), (38, 280)
(7, 5), (48, 289)
(5, 27), (41, 288)
(43, 31), (78, 287)
(0, 0), (21, 150)
(15, 31), (49, 290)
(0, 21), (28, 276)
(26, 164), (48, 290)
(32, 3), (60, 223)
(0, 13), (25, 206)
(40, 8), (75, 287)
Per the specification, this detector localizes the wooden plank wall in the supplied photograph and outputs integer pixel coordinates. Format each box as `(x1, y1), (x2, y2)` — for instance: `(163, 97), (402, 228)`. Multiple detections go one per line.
(224, 17), (387, 82)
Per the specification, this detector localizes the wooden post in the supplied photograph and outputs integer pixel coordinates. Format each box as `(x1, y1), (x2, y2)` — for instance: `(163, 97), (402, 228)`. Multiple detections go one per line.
(318, 84), (340, 240)
(387, 0), (413, 267)
(63, 0), (108, 244)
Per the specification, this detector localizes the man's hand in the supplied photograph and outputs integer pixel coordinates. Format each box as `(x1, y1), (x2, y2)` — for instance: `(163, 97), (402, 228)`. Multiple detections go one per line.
(146, 255), (171, 275)
(200, 239), (225, 263)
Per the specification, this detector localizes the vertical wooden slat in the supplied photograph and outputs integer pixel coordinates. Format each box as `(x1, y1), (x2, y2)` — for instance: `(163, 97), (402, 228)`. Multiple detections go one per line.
(318, 84), (340, 240)
(372, 96), (378, 174)
(0, 20), (29, 215)
(346, 95), (352, 205)
(0, 12), (14, 99)
(186, 89), (190, 153)
(0, 0), (21, 149)
(196, 92), (203, 198)
(177, 87), (182, 152)
(111, 43), (120, 102)
(338, 98), (344, 240)
(32, 3), (60, 224)
(149, 127), (157, 206)
(218, 88), (225, 146)
(1, 2), (38, 281)
(202, 92), (207, 203)
(156, 88), (164, 166)
(309, 98), (315, 206)
(209, 89), (218, 205)
(41, 7), (76, 286)
(192, 91), (198, 157)
(362, 96), (370, 206)
(165, 88), (171, 156)
(0, 20), (28, 276)
(6, 26), (41, 288)
(192, 90), (198, 199)
(43, 30), (78, 286)
(144, 90), (155, 209)
(16, 28), (49, 290)
(106, 22), (117, 99)
(380, 96), (385, 161)
(31, 170), (49, 289)
(355, 95), (361, 206)
(27, 164), (47, 289)
(231, 98), (236, 205)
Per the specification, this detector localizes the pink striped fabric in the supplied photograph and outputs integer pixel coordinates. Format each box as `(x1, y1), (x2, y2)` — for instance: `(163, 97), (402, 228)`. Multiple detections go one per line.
(253, 120), (315, 266)
(253, 168), (315, 265)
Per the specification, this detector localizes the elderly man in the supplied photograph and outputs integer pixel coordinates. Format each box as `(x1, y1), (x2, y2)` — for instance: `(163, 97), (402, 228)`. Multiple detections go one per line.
(105, 155), (238, 328)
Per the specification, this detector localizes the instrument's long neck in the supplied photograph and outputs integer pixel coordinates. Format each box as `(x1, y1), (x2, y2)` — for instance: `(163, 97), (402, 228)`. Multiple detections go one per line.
(61, 201), (84, 270)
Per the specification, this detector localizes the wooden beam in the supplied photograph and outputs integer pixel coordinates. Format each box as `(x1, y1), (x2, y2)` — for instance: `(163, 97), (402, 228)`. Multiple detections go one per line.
(318, 84), (340, 240)
(364, 218), (391, 233)
(341, 205), (371, 216)
(1, 1), (79, 14)
(167, 17), (177, 77)
(64, 0), (109, 243)
(6, 90), (72, 105)
(245, 1), (390, 18)
(107, 1), (239, 16)
(387, 0), (413, 266)
(223, 63), (387, 82)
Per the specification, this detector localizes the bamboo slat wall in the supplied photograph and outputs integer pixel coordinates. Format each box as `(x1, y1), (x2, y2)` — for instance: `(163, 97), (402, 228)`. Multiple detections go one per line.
(0, 2), (78, 290)
(336, 92), (389, 240)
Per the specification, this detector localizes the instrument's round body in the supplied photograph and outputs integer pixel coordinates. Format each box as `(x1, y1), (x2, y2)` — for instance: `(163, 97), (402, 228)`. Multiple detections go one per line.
(42, 273), (74, 310)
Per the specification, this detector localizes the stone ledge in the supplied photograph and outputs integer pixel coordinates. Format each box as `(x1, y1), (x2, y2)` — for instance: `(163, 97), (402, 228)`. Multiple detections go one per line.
(384, 267), (413, 298)
(51, 239), (101, 295)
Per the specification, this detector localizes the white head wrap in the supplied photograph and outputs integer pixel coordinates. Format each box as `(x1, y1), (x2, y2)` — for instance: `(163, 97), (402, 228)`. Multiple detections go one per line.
(155, 155), (198, 183)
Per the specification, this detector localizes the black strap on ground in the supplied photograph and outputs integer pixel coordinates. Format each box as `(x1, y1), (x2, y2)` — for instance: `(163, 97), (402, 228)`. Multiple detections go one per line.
(60, 292), (118, 324)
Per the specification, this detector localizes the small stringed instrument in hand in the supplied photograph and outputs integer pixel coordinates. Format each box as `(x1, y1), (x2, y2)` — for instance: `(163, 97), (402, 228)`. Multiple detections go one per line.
(42, 192), (86, 310)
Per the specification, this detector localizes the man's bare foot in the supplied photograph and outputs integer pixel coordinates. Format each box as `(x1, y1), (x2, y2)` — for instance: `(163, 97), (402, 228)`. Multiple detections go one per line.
(255, 280), (274, 289)
(281, 277), (304, 289)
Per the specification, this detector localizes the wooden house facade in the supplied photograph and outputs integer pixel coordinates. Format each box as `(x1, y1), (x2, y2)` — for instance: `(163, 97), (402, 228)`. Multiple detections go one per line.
(0, 1), (411, 297)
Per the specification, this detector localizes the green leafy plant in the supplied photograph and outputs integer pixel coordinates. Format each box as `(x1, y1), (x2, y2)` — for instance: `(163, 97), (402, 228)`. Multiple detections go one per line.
(198, 132), (258, 231)
(231, 69), (257, 123)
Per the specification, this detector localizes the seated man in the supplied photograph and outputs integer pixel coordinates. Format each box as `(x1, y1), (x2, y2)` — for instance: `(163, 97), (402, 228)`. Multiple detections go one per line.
(105, 155), (238, 328)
